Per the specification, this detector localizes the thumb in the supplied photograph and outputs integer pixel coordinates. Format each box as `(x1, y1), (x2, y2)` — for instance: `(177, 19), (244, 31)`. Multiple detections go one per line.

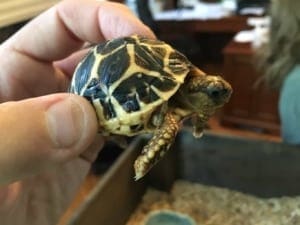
(0, 93), (98, 184)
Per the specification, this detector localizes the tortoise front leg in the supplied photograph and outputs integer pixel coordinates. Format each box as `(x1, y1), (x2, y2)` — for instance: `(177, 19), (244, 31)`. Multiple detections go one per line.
(134, 113), (179, 180)
(191, 114), (208, 138)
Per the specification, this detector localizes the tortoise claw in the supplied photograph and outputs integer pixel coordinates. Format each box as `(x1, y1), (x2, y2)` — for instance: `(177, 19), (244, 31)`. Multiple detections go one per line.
(193, 129), (203, 138)
(191, 115), (206, 138)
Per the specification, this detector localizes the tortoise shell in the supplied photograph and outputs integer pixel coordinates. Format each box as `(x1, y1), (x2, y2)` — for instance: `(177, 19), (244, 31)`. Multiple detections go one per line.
(70, 35), (192, 135)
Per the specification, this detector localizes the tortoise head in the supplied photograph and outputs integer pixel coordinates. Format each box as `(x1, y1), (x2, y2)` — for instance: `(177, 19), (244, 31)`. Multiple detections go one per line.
(178, 65), (232, 119)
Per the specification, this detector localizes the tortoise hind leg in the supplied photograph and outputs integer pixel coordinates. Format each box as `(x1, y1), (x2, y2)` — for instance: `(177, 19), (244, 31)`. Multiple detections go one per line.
(134, 113), (179, 180)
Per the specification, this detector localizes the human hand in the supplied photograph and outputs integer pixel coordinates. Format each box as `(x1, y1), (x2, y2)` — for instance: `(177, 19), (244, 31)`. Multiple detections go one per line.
(0, 0), (154, 224)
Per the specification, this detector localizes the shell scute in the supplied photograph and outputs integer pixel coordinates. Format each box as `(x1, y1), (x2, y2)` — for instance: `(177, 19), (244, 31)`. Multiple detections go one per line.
(73, 52), (95, 94)
(121, 94), (141, 113)
(97, 45), (130, 87)
(138, 36), (165, 45)
(83, 78), (106, 100)
(100, 99), (117, 120)
(152, 47), (167, 59)
(168, 51), (191, 75)
(96, 37), (127, 54)
(134, 44), (164, 71)
(113, 72), (175, 107)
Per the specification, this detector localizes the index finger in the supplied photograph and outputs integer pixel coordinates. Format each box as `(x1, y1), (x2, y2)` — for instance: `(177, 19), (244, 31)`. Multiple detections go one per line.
(3, 0), (155, 62)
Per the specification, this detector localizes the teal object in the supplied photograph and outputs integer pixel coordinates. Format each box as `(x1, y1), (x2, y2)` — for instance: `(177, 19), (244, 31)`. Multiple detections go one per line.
(279, 64), (300, 145)
(144, 211), (196, 225)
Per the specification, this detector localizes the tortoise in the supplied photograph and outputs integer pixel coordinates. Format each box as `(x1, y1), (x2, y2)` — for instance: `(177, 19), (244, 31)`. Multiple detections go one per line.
(69, 35), (232, 180)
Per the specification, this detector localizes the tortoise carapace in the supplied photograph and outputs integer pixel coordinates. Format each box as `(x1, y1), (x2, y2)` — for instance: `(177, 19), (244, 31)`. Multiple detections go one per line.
(70, 35), (232, 180)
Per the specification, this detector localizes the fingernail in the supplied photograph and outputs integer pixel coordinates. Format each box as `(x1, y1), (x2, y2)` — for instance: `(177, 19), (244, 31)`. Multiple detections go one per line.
(46, 97), (85, 148)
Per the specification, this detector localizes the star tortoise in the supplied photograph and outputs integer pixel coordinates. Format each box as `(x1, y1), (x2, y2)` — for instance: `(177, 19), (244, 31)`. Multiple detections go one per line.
(70, 35), (232, 180)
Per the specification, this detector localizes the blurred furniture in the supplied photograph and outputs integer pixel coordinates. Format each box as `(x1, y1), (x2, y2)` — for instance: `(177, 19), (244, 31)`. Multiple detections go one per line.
(156, 15), (251, 35)
(221, 41), (280, 135)
(134, 0), (254, 66)
(237, 0), (270, 14)
(154, 15), (253, 67)
(138, 3), (280, 135)
(136, 0), (205, 64)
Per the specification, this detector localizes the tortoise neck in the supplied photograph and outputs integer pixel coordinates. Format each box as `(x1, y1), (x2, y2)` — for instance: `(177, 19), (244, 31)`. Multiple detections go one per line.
(169, 89), (195, 118)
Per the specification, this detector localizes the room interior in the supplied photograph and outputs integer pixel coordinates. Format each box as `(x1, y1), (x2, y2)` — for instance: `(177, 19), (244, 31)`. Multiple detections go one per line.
(2, 1), (298, 225)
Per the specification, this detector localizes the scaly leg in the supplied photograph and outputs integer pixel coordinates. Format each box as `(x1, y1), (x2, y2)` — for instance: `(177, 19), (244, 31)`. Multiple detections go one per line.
(134, 113), (179, 180)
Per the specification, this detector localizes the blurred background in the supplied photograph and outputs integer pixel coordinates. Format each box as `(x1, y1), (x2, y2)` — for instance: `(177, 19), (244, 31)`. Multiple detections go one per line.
(0, 0), (275, 138)
(5, 1), (300, 225)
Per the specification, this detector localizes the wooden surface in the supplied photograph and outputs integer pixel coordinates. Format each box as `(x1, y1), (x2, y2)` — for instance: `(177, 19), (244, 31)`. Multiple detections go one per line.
(63, 135), (178, 225)
(58, 174), (101, 225)
(66, 138), (149, 225)
(221, 41), (280, 134)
